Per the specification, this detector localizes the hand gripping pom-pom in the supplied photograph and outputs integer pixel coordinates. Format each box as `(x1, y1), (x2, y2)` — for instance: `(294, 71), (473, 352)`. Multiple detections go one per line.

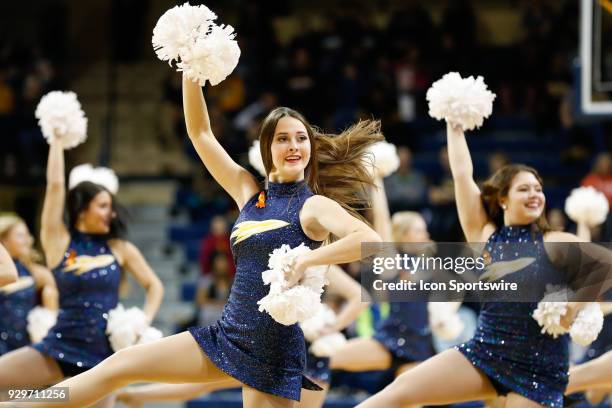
(369, 141), (400, 178)
(27, 307), (58, 343)
(258, 244), (328, 325)
(428, 302), (464, 340)
(35, 91), (88, 149)
(532, 286), (573, 338)
(426, 72), (496, 131)
(106, 304), (163, 351)
(153, 3), (240, 86)
(310, 333), (347, 357)
(565, 186), (609, 227)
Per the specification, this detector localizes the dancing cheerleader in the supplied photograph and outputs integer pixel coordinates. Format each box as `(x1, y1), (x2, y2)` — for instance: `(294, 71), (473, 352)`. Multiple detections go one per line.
(115, 263), (368, 408)
(3, 73), (382, 408)
(328, 175), (436, 389)
(0, 244), (17, 287)
(0, 215), (58, 355)
(355, 120), (599, 408)
(0, 137), (164, 408)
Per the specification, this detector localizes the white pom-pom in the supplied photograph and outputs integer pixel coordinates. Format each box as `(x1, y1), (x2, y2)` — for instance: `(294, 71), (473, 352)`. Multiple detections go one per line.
(27, 307), (58, 343)
(570, 302), (604, 346)
(153, 3), (240, 86)
(106, 304), (161, 351)
(310, 333), (347, 357)
(248, 140), (266, 177)
(426, 72), (496, 131)
(177, 23), (241, 86)
(69, 164), (119, 194)
(300, 304), (337, 342)
(565, 186), (609, 227)
(136, 327), (163, 345)
(369, 141), (400, 178)
(532, 286), (574, 338)
(258, 244), (328, 325)
(152, 3), (217, 64)
(35, 91), (88, 149)
(428, 302), (464, 340)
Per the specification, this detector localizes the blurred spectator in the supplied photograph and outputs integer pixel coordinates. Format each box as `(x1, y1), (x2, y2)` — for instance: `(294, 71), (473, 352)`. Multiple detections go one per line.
(196, 253), (234, 327)
(384, 146), (427, 212)
(428, 147), (461, 241)
(488, 152), (510, 176)
(199, 215), (235, 277)
(581, 153), (612, 204)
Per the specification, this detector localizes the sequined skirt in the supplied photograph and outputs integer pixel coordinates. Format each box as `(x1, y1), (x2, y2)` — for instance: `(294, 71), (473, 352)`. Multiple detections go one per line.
(32, 308), (113, 369)
(189, 306), (322, 401)
(304, 346), (330, 383)
(456, 308), (569, 408)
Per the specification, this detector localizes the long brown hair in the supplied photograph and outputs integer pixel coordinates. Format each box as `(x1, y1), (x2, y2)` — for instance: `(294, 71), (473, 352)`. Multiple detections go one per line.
(481, 164), (550, 232)
(258, 107), (383, 221)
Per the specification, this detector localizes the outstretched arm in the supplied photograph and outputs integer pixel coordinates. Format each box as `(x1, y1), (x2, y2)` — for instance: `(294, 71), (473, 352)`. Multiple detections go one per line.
(182, 75), (259, 209)
(446, 123), (494, 242)
(370, 176), (392, 242)
(325, 265), (370, 332)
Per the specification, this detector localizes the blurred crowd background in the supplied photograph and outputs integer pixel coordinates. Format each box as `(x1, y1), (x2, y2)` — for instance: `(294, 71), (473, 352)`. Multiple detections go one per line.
(0, 0), (611, 401)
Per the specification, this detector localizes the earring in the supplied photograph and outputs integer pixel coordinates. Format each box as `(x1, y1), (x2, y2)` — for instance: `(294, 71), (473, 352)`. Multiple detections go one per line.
(501, 204), (507, 211)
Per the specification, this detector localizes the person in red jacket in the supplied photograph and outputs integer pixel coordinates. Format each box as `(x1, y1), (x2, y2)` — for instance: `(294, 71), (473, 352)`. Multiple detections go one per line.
(198, 215), (235, 277)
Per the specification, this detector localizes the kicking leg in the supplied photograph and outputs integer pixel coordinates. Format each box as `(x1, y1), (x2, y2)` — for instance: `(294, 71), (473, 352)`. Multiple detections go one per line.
(504, 392), (544, 408)
(116, 378), (240, 407)
(355, 349), (497, 408)
(296, 380), (329, 408)
(0, 347), (63, 389)
(566, 351), (612, 394)
(242, 386), (295, 408)
(329, 338), (391, 372)
(1, 332), (232, 408)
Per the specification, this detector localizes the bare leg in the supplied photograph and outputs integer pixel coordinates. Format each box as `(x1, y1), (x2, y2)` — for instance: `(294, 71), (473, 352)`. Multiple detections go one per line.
(566, 351), (612, 394)
(296, 380), (329, 408)
(329, 338), (391, 371)
(0, 347), (63, 388)
(394, 362), (421, 408)
(242, 386), (295, 408)
(355, 349), (498, 408)
(116, 378), (240, 406)
(89, 394), (116, 408)
(585, 389), (609, 405)
(504, 392), (544, 408)
(0, 332), (231, 408)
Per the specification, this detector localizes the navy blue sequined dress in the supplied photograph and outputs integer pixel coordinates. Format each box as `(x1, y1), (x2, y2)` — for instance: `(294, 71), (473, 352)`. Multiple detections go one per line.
(373, 301), (434, 365)
(456, 225), (569, 408)
(304, 343), (331, 384)
(0, 260), (36, 354)
(33, 232), (120, 373)
(189, 181), (323, 401)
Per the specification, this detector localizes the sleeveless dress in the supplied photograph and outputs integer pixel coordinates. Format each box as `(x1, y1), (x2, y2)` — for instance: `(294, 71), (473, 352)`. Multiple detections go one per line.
(189, 180), (323, 401)
(32, 232), (120, 375)
(456, 225), (569, 408)
(373, 301), (434, 367)
(0, 260), (36, 354)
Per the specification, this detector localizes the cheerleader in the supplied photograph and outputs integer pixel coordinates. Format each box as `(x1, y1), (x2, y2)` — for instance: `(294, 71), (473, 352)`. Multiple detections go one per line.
(4, 74), (382, 408)
(356, 122), (597, 408)
(0, 214), (58, 355)
(0, 244), (17, 287)
(0, 137), (164, 408)
(328, 175), (436, 395)
(116, 264), (368, 408)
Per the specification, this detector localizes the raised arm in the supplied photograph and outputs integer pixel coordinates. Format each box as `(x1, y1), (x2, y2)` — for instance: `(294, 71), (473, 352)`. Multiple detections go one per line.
(182, 75), (259, 209)
(325, 265), (370, 332)
(111, 240), (164, 323)
(446, 123), (494, 242)
(41, 141), (71, 268)
(0, 243), (17, 286)
(370, 176), (392, 242)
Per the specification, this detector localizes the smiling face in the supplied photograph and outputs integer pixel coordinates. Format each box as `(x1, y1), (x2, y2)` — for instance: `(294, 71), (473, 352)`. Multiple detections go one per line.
(77, 191), (115, 234)
(501, 171), (546, 225)
(268, 116), (311, 182)
(1, 222), (33, 259)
